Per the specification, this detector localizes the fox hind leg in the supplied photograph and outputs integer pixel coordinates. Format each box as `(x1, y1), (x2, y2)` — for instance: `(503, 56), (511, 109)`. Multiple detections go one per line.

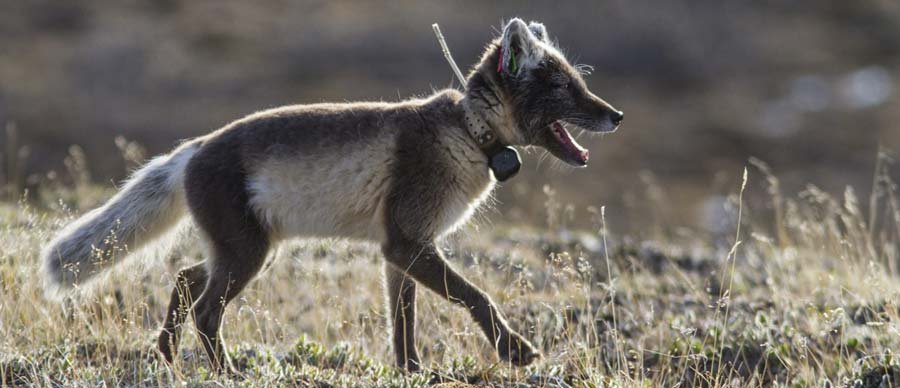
(189, 221), (269, 372)
(158, 261), (208, 364)
(180, 145), (271, 372)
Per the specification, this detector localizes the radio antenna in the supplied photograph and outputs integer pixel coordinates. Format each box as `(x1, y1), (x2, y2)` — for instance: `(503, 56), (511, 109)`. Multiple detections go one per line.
(432, 23), (467, 87)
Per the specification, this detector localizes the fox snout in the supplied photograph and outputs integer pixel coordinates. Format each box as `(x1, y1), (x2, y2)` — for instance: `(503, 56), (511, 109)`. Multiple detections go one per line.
(611, 110), (624, 126)
(596, 108), (624, 133)
(581, 91), (623, 133)
(604, 109), (624, 132)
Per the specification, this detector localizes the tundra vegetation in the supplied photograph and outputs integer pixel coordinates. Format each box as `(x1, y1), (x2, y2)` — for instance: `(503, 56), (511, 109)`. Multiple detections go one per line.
(1, 141), (898, 387)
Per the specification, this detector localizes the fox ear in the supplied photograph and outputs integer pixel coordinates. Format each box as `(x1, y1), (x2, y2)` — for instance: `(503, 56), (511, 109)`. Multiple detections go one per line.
(499, 18), (544, 75)
(528, 21), (550, 44)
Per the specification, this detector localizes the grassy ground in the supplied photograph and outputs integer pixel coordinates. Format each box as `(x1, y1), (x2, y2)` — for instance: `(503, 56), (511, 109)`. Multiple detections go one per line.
(1, 161), (899, 387)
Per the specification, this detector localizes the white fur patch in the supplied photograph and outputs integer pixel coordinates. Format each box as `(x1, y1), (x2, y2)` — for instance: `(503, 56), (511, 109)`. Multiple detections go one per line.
(247, 132), (397, 242)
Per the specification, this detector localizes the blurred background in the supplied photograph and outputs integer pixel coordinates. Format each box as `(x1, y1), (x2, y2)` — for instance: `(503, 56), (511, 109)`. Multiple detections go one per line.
(1, 0), (899, 235)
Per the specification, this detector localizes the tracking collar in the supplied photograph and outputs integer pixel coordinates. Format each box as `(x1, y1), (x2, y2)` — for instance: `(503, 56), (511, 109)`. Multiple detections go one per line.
(462, 104), (521, 182)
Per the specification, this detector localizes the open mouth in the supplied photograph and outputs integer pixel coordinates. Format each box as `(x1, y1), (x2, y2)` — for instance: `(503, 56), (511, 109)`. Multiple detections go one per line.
(549, 121), (589, 166)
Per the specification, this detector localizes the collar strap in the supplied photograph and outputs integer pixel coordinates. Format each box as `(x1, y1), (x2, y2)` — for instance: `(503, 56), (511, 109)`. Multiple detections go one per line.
(462, 104), (521, 182)
(463, 105), (499, 149)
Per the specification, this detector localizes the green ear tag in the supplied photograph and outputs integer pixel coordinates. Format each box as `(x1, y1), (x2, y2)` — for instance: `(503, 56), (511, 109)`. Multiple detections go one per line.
(509, 50), (518, 74)
(489, 146), (521, 182)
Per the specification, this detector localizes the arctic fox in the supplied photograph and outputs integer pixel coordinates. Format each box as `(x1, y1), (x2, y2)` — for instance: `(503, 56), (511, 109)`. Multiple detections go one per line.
(42, 18), (622, 372)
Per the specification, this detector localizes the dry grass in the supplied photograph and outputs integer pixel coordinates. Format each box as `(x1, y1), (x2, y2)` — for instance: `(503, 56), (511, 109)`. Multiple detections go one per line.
(1, 153), (899, 387)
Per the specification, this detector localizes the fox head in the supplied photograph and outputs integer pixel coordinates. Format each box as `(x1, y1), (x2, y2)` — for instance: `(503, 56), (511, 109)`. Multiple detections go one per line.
(466, 18), (623, 167)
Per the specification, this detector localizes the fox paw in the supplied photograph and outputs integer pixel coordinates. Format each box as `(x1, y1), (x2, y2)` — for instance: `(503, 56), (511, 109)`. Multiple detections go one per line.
(498, 333), (541, 366)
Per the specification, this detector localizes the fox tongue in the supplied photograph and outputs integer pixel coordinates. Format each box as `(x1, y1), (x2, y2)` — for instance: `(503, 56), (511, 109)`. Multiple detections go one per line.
(551, 121), (589, 164)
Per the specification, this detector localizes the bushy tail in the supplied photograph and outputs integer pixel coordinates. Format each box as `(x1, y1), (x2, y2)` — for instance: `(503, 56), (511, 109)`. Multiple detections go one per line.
(42, 141), (200, 295)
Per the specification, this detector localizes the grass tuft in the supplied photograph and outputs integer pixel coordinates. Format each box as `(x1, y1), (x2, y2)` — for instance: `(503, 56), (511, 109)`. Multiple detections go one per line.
(0, 155), (898, 386)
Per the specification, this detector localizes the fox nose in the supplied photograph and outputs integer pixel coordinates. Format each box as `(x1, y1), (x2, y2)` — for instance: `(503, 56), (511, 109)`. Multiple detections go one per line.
(611, 110), (624, 126)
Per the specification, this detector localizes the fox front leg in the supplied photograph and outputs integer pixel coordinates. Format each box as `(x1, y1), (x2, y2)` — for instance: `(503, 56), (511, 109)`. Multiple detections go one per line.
(381, 237), (540, 366)
(384, 263), (421, 371)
